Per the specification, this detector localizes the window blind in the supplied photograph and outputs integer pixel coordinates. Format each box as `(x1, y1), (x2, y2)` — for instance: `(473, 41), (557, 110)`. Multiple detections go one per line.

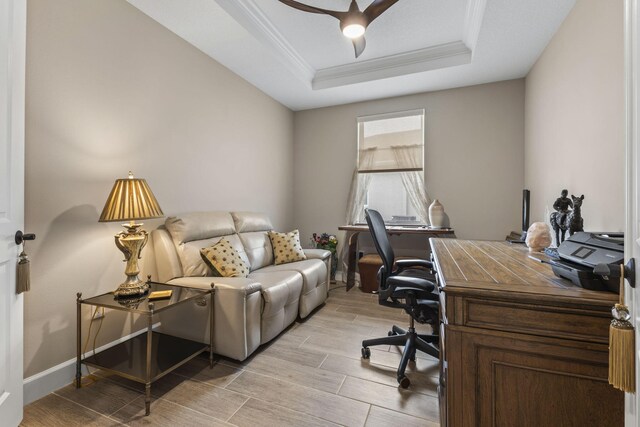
(357, 109), (424, 173)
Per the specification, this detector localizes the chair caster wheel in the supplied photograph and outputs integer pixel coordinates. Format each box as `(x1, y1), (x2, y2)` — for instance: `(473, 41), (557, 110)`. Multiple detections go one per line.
(361, 347), (371, 359)
(398, 376), (411, 388)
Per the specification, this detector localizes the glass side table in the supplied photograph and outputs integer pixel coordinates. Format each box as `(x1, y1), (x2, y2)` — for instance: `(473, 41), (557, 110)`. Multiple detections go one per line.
(76, 280), (215, 416)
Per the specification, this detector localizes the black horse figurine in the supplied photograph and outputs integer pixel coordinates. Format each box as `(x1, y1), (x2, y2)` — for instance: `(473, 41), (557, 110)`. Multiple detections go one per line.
(568, 195), (584, 235)
(550, 194), (584, 245)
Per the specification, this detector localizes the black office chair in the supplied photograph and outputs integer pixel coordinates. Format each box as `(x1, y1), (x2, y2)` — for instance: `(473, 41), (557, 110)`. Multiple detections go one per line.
(360, 208), (440, 388)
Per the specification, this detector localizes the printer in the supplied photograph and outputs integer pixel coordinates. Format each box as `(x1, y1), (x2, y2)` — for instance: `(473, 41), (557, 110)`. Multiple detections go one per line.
(550, 232), (624, 292)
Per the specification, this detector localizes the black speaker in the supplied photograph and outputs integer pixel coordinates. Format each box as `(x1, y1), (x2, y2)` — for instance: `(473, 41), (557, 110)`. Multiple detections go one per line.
(521, 189), (530, 241)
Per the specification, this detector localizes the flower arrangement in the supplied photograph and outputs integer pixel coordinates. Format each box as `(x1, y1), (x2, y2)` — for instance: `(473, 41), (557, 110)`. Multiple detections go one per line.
(311, 233), (338, 281)
(311, 233), (337, 251)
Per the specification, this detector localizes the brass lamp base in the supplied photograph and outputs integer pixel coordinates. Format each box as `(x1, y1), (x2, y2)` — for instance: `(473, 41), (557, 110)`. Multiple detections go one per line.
(113, 280), (150, 298)
(113, 222), (150, 298)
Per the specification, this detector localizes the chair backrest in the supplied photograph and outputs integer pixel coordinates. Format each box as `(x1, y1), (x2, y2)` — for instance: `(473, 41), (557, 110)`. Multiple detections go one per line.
(365, 209), (395, 286)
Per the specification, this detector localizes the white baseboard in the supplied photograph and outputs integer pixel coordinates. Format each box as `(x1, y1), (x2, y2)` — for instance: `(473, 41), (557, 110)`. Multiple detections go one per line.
(23, 323), (160, 405)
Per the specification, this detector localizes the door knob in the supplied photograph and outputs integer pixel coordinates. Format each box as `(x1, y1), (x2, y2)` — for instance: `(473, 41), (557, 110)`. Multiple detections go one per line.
(593, 258), (636, 288)
(15, 230), (36, 245)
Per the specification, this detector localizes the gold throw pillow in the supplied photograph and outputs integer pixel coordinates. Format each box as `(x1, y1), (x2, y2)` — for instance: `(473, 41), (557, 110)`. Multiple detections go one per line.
(200, 238), (250, 278)
(268, 229), (307, 265)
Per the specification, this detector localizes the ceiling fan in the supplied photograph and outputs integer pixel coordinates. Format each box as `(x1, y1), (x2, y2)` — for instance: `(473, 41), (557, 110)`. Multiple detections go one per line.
(277, 0), (400, 58)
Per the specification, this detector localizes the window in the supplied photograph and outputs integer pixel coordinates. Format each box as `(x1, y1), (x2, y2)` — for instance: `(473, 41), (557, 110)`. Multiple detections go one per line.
(365, 172), (419, 224)
(355, 110), (427, 225)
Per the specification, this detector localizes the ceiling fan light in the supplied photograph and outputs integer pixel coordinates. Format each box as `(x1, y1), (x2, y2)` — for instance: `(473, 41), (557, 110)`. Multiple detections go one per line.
(342, 23), (365, 39)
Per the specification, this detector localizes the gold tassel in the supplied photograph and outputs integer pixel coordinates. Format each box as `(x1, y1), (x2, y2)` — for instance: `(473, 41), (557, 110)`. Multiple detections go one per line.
(608, 264), (635, 393)
(16, 251), (30, 294)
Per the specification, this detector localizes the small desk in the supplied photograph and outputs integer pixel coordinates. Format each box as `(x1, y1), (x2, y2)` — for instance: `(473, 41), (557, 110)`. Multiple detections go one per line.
(431, 238), (623, 426)
(338, 224), (455, 290)
(76, 281), (214, 416)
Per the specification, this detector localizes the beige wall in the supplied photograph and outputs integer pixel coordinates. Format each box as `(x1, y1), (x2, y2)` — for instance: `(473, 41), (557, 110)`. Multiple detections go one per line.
(26, 0), (620, 383)
(293, 79), (526, 251)
(525, 0), (624, 232)
(24, 0), (293, 377)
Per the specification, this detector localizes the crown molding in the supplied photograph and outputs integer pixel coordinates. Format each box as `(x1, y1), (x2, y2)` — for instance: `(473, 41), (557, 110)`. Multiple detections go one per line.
(313, 41), (471, 90)
(215, 0), (486, 90)
(463, 0), (487, 52)
(214, 0), (315, 83)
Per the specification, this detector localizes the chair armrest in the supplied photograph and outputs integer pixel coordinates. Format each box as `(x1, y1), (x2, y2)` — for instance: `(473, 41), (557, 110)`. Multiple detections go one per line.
(303, 249), (331, 260)
(395, 259), (433, 271)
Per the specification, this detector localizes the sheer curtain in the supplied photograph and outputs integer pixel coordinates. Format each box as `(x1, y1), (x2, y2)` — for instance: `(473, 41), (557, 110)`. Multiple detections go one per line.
(345, 147), (376, 224)
(338, 110), (428, 282)
(339, 148), (376, 275)
(392, 144), (431, 224)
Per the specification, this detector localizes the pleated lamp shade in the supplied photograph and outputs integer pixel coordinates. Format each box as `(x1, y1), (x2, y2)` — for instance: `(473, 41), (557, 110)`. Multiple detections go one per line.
(99, 172), (164, 222)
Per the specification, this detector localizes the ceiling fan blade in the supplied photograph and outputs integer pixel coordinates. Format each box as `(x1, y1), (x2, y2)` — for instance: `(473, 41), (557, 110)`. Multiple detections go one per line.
(348, 0), (361, 13)
(363, 0), (400, 24)
(277, 0), (346, 20)
(352, 36), (366, 58)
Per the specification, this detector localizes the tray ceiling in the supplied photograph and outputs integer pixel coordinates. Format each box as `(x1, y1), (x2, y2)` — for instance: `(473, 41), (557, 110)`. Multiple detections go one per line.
(128, 0), (576, 110)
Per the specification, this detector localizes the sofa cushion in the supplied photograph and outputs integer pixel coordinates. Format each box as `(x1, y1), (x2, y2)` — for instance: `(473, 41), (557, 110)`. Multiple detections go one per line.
(181, 234), (250, 277)
(239, 231), (274, 271)
(268, 230), (307, 265)
(248, 270), (303, 343)
(166, 212), (236, 244)
(248, 270), (302, 317)
(258, 258), (327, 301)
(258, 258), (328, 317)
(201, 238), (250, 278)
(232, 212), (273, 233)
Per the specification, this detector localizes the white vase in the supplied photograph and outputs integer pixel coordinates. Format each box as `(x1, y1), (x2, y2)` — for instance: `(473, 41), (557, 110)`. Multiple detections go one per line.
(429, 199), (446, 228)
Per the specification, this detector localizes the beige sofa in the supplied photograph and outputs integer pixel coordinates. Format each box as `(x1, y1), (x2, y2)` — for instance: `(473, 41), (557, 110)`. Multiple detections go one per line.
(150, 211), (330, 361)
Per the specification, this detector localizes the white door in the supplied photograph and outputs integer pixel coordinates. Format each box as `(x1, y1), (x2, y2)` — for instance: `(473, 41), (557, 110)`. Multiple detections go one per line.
(626, 0), (640, 425)
(0, 0), (26, 425)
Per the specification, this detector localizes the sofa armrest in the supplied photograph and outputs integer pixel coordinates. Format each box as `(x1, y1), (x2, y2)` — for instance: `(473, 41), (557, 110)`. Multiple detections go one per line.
(304, 249), (332, 300)
(304, 249), (331, 260)
(168, 276), (262, 295)
(166, 276), (262, 361)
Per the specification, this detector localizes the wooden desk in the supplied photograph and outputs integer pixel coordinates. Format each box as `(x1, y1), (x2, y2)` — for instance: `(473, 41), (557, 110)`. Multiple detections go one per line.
(338, 225), (455, 290)
(430, 238), (623, 427)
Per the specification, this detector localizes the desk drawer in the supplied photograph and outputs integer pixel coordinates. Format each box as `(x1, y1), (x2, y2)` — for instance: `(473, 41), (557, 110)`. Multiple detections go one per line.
(462, 298), (610, 344)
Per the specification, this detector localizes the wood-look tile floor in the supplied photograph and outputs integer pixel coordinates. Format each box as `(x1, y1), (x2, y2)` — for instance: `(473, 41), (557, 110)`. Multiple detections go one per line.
(22, 286), (440, 427)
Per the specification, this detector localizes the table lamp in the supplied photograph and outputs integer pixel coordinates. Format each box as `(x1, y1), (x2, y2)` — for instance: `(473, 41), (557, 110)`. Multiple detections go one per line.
(99, 172), (164, 297)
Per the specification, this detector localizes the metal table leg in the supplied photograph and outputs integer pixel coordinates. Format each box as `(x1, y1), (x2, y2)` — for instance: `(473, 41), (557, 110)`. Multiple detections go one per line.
(209, 285), (215, 368)
(145, 302), (154, 416)
(75, 292), (82, 388)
